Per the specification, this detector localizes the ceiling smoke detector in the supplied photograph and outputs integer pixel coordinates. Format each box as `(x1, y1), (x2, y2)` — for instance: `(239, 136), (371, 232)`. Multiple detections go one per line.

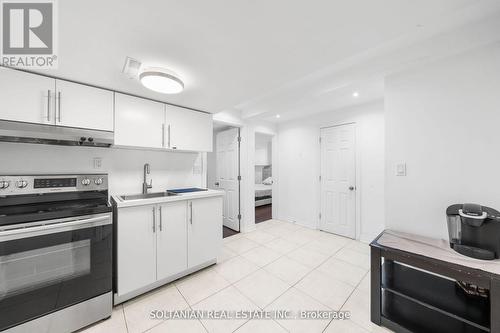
(139, 67), (184, 94)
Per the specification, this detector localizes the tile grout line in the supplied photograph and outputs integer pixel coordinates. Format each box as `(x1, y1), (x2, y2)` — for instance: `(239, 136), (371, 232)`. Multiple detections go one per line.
(175, 284), (210, 333)
(120, 304), (131, 333)
(325, 269), (373, 333)
(320, 269), (371, 333)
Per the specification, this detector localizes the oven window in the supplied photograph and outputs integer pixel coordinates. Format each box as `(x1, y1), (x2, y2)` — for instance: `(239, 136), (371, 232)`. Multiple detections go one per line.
(0, 240), (91, 299)
(0, 223), (112, 331)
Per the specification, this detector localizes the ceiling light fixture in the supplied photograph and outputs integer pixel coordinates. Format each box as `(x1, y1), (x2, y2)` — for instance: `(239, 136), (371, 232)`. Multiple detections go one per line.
(276, 114), (281, 119)
(139, 67), (184, 94)
(352, 91), (359, 98)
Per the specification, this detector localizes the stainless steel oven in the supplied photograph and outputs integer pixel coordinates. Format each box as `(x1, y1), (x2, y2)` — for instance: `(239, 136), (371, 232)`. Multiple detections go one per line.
(0, 174), (112, 333)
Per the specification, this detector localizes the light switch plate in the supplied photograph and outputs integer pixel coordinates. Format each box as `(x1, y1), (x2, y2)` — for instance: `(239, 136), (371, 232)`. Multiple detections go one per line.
(396, 163), (406, 176)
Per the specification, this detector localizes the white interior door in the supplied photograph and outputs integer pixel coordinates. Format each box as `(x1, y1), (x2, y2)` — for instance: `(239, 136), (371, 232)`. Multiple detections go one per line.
(215, 128), (240, 231)
(320, 124), (356, 238)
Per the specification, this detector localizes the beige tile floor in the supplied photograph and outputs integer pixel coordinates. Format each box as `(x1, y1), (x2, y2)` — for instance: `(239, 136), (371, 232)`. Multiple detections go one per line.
(81, 219), (393, 333)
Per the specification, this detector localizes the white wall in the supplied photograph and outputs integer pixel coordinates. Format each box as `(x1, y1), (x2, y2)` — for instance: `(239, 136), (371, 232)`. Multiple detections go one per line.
(0, 142), (203, 195)
(277, 101), (385, 242)
(385, 42), (500, 240)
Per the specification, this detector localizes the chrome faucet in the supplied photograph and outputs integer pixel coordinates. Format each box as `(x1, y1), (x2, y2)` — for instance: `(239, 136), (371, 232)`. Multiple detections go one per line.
(142, 163), (152, 194)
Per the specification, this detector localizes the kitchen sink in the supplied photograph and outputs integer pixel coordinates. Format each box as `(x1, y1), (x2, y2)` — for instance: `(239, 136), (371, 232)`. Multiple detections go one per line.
(120, 191), (178, 201)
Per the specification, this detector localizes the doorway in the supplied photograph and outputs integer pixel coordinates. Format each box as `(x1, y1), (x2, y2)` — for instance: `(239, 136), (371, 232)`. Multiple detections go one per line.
(255, 132), (273, 223)
(319, 123), (356, 238)
(207, 124), (241, 237)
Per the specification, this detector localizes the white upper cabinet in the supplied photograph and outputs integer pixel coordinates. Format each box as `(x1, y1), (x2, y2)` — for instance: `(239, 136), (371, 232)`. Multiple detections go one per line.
(0, 67), (55, 125)
(166, 105), (213, 152)
(0, 68), (213, 152)
(114, 93), (166, 148)
(55, 80), (114, 131)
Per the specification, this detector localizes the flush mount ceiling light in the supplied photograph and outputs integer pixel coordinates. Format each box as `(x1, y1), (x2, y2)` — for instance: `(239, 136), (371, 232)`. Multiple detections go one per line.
(352, 91), (359, 98)
(276, 114), (281, 119)
(139, 67), (184, 94)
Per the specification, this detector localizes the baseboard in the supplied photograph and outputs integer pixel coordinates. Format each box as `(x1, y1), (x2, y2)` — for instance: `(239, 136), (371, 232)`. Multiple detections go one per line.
(114, 259), (217, 305)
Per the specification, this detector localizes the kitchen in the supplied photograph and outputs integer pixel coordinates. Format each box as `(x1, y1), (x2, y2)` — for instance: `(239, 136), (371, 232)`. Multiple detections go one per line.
(0, 66), (225, 332)
(2, 1), (500, 333)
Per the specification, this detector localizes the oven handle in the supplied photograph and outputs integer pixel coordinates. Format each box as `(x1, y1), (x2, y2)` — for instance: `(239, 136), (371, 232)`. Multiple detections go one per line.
(0, 213), (112, 242)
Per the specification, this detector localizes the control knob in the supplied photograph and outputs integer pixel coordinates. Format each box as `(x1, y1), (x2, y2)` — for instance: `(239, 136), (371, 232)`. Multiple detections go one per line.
(0, 180), (10, 189)
(81, 178), (91, 186)
(94, 178), (103, 185)
(16, 180), (28, 188)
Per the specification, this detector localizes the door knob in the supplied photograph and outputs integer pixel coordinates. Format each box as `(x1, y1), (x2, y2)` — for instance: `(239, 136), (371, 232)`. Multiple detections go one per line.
(215, 182), (220, 186)
(349, 186), (355, 191)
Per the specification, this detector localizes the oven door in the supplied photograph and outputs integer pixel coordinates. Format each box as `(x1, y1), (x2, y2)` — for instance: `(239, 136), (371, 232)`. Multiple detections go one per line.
(0, 213), (112, 331)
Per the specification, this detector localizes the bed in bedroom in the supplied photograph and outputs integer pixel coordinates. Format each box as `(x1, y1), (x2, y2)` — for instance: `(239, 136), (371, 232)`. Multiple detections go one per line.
(255, 183), (272, 207)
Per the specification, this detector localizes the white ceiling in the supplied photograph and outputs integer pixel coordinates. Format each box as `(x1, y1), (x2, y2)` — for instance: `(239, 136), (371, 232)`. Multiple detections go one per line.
(35, 0), (500, 120)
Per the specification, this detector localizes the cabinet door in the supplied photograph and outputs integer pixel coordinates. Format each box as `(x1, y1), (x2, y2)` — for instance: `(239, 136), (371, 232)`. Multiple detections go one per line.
(117, 205), (157, 296)
(55, 80), (114, 131)
(166, 105), (213, 152)
(114, 93), (165, 148)
(157, 201), (188, 280)
(187, 197), (223, 268)
(0, 67), (55, 125)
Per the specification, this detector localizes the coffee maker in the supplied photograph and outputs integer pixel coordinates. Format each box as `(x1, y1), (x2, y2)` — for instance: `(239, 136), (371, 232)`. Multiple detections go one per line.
(446, 203), (500, 260)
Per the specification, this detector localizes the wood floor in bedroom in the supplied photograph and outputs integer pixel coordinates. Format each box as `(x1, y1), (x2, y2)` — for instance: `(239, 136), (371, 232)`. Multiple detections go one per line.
(255, 204), (272, 223)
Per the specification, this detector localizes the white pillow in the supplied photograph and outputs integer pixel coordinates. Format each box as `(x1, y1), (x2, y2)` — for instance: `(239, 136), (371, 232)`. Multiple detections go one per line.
(262, 177), (273, 185)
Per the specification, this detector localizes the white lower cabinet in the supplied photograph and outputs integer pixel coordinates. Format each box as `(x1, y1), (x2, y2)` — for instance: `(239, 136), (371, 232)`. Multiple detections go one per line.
(157, 201), (188, 280)
(115, 196), (222, 303)
(117, 205), (157, 297)
(188, 197), (223, 268)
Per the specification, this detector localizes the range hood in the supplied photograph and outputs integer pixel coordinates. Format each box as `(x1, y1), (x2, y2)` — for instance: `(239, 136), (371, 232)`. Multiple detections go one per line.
(0, 120), (114, 147)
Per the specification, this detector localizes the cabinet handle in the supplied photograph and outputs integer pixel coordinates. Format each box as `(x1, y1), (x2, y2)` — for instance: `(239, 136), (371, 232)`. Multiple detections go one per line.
(162, 124), (165, 147)
(152, 207), (156, 233)
(46, 90), (51, 121)
(168, 125), (171, 148)
(189, 202), (193, 225)
(57, 91), (61, 122)
(159, 206), (163, 231)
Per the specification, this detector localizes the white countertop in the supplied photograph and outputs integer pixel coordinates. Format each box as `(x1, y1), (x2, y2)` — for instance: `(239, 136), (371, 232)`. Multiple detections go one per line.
(112, 189), (224, 208)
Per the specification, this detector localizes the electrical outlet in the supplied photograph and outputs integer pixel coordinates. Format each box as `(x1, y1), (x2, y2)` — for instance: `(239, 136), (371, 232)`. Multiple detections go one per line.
(93, 157), (102, 169)
(396, 162), (406, 176)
